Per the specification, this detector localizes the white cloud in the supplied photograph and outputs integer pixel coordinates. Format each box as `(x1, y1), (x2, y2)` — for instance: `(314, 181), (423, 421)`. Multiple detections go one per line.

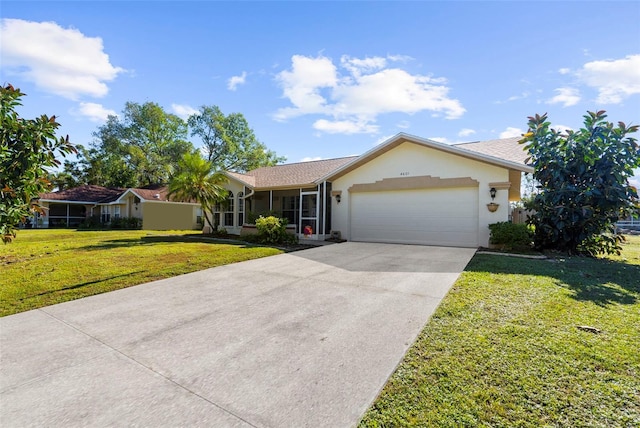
(558, 68), (571, 75)
(373, 134), (395, 146)
(429, 137), (451, 144)
(0, 18), (124, 100)
(547, 87), (581, 107)
(458, 128), (476, 137)
(396, 120), (410, 129)
(227, 71), (247, 91)
(313, 119), (379, 134)
(171, 104), (198, 120)
(500, 127), (524, 138)
(274, 55), (338, 120)
(340, 55), (388, 76)
(552, 124), (574, 134)
(76, 102), (117, 122)
(274, 54), (465, 135)
(300, 156), (324, 162)
(579, 54), (640, 104)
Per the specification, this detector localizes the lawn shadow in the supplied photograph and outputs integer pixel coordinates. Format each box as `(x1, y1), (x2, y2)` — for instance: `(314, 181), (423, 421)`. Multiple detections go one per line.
(79, 234), (254, 251)
(466, 254), (639, 307)
(21, 271), (144, 300)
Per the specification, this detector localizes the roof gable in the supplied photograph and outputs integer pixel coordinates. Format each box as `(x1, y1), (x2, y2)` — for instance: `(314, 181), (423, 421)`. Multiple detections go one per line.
(321, 133), (533, 182)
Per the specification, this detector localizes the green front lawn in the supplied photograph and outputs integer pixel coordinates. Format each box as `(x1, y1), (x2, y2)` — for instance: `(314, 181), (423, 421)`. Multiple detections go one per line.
(0, 229), (282, 317)
(361, 235), (640, 427)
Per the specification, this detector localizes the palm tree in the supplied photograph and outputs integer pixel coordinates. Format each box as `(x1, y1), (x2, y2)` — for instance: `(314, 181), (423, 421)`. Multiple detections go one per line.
(168, 151), (227, 233)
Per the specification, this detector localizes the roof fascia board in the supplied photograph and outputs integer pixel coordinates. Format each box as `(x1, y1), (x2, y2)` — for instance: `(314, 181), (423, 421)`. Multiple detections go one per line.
(116, 188), (143, 202)
(37, 199), (100, 204)
(317, 133), (532, 183)
(142, 200), (200, 206)
(223, 172), (255, 189)
(253, 184), (317, 192)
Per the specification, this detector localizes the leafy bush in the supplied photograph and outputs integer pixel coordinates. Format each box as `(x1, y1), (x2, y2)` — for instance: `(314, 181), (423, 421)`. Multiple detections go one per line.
(255, 215), (291, 244)
(78, 216), (102, 230)
(109, 216), (142, 230)
(246, 210), (281, 225)
(520, 111), (639, 255)
(79, 216), (141, 230)
(578, 228), (625, 257)
(488, 222), (533, 250)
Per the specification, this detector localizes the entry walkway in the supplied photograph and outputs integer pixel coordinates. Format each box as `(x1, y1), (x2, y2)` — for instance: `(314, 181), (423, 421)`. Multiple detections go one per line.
(1, 243), (476, 427)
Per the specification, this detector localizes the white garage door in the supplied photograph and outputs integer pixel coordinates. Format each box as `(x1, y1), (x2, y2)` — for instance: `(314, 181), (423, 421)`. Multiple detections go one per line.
(350, 187), (479, 247)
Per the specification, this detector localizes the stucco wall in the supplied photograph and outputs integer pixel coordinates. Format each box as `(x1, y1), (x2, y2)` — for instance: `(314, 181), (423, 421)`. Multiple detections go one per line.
(142, 202), (199, 230)
(331, 142), (511, 247)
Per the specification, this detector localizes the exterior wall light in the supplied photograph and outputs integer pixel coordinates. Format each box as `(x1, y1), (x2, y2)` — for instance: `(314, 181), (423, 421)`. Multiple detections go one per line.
(490, 187), (497, 200)
(335, 194), (341, 204)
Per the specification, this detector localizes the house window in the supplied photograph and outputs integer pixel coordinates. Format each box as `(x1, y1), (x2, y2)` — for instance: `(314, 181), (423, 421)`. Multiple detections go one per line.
(114, 206), (121, 219)
(282, 195), (299, 227)
(101, 206), (111, 223)
(237, 192), (244, 226)
(224, 191), (234, 226)
(196, 207), (203, 226)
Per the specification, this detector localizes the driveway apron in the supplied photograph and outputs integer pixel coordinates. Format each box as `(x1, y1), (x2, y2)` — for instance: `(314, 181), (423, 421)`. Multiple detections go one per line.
(1, 242), (475, 427)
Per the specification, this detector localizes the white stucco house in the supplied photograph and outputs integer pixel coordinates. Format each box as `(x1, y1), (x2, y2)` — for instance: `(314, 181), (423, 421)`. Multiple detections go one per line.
(218, 133), (533, 248)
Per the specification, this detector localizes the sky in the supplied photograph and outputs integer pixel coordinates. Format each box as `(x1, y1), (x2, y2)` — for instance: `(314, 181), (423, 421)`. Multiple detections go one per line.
(2, 1), (640, 185)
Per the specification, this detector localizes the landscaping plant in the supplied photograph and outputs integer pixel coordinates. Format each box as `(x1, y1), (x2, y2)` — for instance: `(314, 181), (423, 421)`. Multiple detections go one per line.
(255, 215), (295, 245)
(488, 221), (533, 251)
(520, 111), (639, 255)
(0, 84), (76, 243)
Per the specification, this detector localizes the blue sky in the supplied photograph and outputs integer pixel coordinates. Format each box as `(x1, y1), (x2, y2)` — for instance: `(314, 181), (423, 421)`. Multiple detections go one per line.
(2, 1), (639, 184)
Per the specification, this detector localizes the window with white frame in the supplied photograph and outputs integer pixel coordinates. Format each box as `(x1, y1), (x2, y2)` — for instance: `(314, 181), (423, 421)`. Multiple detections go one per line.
(101, 205), (110, 223)
(114, 205), (120, 219)
(224, 191), (234, 227)
(237, 192), (244, 226)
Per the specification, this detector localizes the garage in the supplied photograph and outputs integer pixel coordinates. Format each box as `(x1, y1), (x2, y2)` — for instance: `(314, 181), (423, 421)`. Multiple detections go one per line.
(350, 187), (479, 247)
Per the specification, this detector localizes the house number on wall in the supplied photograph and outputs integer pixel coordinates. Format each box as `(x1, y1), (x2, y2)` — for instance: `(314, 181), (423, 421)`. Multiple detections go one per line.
(400, 172), (410, 176)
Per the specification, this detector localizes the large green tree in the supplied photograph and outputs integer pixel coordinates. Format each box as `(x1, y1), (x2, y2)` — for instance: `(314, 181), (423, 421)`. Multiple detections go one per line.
(168, 151), (228, 232)
(188, 105), (285, 172)
(76, 102), (193, 187)
(520, 111), (640, 255)
(0, 84), (76, 243)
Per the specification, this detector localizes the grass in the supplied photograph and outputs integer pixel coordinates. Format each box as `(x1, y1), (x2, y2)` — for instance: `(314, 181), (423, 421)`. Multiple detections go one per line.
(0, 229), (282, 317)
(360, 235), (640, 428)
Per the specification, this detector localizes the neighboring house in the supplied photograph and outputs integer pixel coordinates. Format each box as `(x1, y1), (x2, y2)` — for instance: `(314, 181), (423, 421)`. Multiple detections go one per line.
(220, 133), (533, 248)
(35, 184), (202, 230)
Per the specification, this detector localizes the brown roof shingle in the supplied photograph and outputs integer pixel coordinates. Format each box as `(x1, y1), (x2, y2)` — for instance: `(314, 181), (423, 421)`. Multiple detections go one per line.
(233, 157), (358, 189)
(38, 185), (125, 203)
(453, 137), (529, 166)
(131, 184), (172, 201)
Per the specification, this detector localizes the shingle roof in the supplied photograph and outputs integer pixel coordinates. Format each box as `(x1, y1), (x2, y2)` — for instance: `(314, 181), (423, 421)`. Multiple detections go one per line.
(453, 137), (529, 166)
(130, 184), (172, 201)
(39, 184), (188, 204)
(231, 157), (358, 189)
(38, 185), (125, 203)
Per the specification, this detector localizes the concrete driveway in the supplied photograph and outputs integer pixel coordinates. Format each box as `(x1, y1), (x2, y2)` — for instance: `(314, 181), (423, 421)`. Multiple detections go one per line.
(1, 242), (475, 427)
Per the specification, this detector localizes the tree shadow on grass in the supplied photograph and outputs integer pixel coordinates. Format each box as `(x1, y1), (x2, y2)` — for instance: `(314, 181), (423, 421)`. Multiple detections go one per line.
(79, 234), (254, 251)
(20, 271), (145, 300)
(466, 254), (639, 307)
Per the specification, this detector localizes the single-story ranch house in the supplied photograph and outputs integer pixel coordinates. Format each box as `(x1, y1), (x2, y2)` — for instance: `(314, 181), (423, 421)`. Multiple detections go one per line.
(35, 184), (203, 230)
(220, 133), (532, 248)
(35, 133), (532, 248)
